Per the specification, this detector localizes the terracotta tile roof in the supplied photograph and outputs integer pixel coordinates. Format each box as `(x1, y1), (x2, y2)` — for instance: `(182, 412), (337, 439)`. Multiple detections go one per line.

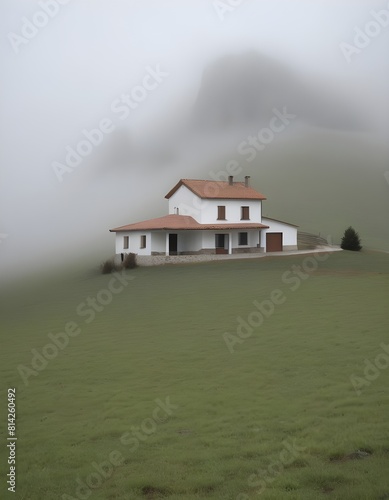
(165, 179), (267, 200)
(110, 214), (269, 232)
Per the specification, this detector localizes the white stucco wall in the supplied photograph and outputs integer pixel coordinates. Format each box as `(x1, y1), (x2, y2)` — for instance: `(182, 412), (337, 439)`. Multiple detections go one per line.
(169, 185), (262, 224)
(262, 218), (298, 247)
(178, 231), (202, 252)
(115, 231), (131, 254)
(198, 199), (262, 224)
(115, 231), (152, 255)
(202, 231), (217, 249)
(230, 230), (261, 249)
(115, 227), (290, 256)
(151, 232), (166, 253)
(168, 185), (203, 221)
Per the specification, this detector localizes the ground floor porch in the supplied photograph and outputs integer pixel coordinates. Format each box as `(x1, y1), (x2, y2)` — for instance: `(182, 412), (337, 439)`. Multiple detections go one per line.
(116, 226), (298, 258)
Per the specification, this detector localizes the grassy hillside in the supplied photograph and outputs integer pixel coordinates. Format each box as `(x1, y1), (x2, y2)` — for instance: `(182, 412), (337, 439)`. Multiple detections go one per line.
(1, 250), (389, 499)
(209, 129), (389, 251)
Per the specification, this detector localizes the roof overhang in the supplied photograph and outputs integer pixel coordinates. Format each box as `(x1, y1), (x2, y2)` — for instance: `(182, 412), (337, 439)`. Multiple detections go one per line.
(110, 214), (270, 232)
(111, 225), (269, 232)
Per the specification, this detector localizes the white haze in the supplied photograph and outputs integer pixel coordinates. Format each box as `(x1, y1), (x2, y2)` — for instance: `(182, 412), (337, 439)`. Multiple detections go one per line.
(0, 0), (388, 283)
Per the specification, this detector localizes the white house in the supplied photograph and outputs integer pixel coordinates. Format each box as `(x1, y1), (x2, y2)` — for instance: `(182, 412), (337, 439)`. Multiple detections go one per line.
(110, 176), (298, 256)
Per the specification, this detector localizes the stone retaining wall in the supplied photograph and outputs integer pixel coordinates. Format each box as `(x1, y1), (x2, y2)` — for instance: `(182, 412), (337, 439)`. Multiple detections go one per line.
(129, 246), (340, 267)
(136, 253), (264, 266)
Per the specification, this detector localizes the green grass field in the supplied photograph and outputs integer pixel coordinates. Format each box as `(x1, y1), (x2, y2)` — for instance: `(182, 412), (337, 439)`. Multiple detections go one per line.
(1, 250), (389, 500)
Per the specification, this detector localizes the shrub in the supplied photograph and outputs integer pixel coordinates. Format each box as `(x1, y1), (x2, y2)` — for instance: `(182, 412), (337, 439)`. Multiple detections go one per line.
(123, 252), (137, 269)
(341, 226), (362, 251)
(101, 258), (120, 274)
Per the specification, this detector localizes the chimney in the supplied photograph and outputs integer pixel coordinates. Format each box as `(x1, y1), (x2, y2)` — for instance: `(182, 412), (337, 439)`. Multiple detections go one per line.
(228, 175), (233, 186)
(245, 175), (250, 187)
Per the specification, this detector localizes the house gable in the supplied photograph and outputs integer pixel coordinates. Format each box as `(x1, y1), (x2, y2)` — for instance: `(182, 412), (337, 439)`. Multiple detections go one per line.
(166, 178), (264, 224)
(167, 184), (203, 220)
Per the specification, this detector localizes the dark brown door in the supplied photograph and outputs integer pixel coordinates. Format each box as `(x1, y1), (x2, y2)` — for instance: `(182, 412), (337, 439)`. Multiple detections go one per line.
(169, 233), (178, 255)
(266, 233), (283, 252)
(215, 234), (228, 254)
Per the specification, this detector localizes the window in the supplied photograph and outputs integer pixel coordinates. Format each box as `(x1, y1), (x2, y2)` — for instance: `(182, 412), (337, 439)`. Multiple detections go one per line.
(241, 206), (250, 220)
(238, 232), (248, 246)
(123, 236), (129, 249)
(217, 206), (226, 220)
(140, 235), (146, 248)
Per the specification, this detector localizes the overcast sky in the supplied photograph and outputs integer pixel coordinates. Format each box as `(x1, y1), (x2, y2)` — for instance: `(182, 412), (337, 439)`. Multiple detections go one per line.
(1, 0), (388, 281)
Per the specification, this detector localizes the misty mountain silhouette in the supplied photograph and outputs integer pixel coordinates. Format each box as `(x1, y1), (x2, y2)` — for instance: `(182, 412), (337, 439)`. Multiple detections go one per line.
(191, 51), (362, 131)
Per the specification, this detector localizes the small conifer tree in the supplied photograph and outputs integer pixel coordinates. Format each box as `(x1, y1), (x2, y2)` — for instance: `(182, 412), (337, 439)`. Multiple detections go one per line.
(340, 226), (362, 251)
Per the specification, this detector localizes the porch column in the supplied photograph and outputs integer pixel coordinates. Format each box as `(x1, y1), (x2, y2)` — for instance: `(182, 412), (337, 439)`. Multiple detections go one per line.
(165, 233), (169, 256)
(228, 232), (232, 255)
